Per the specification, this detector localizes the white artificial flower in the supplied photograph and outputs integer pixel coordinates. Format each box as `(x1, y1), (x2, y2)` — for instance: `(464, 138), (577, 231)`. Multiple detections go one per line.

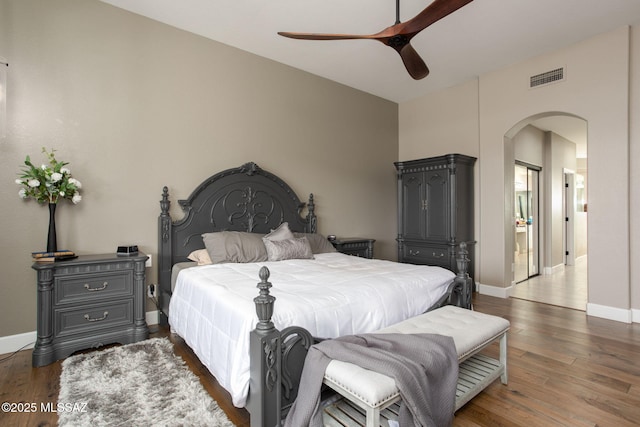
(28, 179), (40, 187)
(18, 189), (27, 198)
(69, 178), (82, 189)
(15, 179), (22, 185)
(59, 191), (65, 197)
(41, 164), (48, 170)
(61, 167), (71, 174)
(72, 193), (82, 204)
(51, 172), (63, 182)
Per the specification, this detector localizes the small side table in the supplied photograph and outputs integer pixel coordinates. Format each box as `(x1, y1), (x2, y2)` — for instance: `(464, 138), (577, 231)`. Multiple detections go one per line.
(31, 253), (149, 367)
(330, 238), (375, 259)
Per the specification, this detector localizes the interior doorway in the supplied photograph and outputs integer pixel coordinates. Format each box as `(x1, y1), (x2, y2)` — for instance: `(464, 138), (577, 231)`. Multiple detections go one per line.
(505, 112), (588, 310)
(514, 163), (540, 283)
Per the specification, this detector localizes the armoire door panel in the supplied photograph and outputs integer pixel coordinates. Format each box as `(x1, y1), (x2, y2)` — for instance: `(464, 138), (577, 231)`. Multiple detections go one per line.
(424, 170), (450, 241)
(401, 172), (424, 239)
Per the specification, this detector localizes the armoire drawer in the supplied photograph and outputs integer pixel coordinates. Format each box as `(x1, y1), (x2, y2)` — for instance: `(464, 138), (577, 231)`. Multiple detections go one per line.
(402, 244), (452, 268)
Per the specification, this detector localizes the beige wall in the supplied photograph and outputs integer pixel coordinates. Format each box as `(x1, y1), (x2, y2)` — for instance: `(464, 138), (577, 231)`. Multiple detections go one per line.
(545, 132), (577, 268)
(0, 0), (399, 337)
(400, 25), (638, 322)
(631, 25), (640, 315)
(399, 78), (480, 160)
(575, 158), (588, 259)
(513, 125), (545, 167)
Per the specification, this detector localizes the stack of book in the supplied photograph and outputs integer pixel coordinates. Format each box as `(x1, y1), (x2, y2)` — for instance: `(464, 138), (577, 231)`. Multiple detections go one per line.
(32, 250), (77, 262)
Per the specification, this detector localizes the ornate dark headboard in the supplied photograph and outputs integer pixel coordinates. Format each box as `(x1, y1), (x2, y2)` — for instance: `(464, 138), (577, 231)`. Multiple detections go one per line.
(157, 162), (317, 324)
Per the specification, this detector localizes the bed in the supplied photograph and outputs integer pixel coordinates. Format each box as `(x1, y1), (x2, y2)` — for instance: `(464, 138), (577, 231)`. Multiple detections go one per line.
(157, 162), (473, 427)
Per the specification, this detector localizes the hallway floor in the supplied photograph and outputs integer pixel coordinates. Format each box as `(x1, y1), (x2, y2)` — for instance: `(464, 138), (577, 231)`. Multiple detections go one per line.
(510, 256), (587, 310)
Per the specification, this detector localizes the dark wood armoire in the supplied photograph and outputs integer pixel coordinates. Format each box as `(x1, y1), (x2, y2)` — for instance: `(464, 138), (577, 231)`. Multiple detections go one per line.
(395, 154), (476, 281)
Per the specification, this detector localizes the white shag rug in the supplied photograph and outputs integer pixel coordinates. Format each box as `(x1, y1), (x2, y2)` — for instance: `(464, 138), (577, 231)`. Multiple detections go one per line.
(58, 337), (235, 427)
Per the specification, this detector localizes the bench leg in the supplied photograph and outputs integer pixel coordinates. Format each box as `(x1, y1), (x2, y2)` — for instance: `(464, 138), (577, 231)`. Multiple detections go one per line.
(499, 333), (508, 384)
(366, 407), (380, 427)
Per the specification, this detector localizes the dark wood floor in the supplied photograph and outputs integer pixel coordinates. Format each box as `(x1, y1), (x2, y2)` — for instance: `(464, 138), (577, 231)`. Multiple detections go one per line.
(1, 293), (639, 426)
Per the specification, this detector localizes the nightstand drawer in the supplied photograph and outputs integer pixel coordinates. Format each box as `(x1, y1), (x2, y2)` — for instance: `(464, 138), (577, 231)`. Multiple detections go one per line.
(55, 271), (133, 305)
(55, 299), (134, 338)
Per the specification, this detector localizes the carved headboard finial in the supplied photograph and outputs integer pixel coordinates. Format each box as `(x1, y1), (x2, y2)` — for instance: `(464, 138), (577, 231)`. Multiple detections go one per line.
(240, 162), (260, 176)
(160, 187), (171, 216)
(307, 193), (317, 233)
(308, 193), (315, 211)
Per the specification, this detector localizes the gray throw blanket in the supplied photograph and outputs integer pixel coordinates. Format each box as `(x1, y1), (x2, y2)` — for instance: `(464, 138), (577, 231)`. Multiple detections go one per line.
(284, 333), (458, 427)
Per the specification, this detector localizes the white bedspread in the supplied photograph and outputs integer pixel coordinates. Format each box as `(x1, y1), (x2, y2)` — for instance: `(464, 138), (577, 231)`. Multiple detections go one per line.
(168, 252), (455, 407)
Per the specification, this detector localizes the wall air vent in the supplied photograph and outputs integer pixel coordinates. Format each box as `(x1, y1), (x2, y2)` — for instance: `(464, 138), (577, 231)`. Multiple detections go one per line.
(530, 67), (564, 88)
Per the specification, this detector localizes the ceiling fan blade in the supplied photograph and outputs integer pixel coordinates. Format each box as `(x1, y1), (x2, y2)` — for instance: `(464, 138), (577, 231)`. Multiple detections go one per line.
(402, 0), (474, 35)
(277, 0), (473, 80)
(278, 32), (373, 41)
(398, 43), (429, 80)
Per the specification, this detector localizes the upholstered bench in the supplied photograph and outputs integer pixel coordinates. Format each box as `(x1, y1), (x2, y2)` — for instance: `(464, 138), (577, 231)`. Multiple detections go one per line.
(322, 305), (510, 427)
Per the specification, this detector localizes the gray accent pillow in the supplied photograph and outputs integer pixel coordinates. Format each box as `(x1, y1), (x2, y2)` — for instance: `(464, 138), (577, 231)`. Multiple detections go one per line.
(293, 232), (337, 254)
(202, 231), (268, 264)
(263, 222), (294, 241)
(263, 236), (314, 261)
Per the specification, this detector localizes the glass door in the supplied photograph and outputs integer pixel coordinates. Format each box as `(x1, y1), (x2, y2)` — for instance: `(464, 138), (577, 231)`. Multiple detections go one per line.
(514, 163), (540, 283)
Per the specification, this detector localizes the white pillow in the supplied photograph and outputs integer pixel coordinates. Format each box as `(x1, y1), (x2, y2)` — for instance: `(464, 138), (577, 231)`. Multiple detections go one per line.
(187, 249), (213, 266)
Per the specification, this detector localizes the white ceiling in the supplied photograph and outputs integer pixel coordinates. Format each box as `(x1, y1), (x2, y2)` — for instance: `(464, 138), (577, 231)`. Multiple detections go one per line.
(98, 0), (640, 156)
(99, 0), (640, 103)
(531, 116), (588, 159)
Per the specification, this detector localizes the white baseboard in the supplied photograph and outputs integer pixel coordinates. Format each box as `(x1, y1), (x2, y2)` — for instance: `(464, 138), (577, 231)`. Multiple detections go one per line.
(146, 310), (159, 326)
(1, 311), (161, 356)
(586, 303), (633, 324)
(542, 264), (564, 276)
(477, 285), (639, 324)
(0, 331), (36, 355)
(477, 283), (511, 299)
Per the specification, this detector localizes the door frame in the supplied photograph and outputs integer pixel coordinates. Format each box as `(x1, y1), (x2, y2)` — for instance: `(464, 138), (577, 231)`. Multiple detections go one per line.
(515, 161), (541, 282)
(563, 169), (576, 266)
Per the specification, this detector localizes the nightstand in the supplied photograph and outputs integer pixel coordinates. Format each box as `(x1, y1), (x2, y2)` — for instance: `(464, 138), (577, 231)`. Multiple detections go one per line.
(330, 238), (375, 259)
(31, 253), (149, 367)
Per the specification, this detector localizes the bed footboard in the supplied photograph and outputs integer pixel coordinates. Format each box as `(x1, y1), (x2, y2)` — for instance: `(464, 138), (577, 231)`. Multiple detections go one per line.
(247, 267), (280, 426)
(247, 267), (314, 427)
(247, 243), (473, 427)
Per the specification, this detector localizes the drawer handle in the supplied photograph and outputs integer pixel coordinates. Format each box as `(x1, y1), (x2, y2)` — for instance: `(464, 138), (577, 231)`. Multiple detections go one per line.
(84, 282), (108, 292)
(84, 311), (109, 322)
(432, 252), (445, 259)
(409, 249), (420, 256)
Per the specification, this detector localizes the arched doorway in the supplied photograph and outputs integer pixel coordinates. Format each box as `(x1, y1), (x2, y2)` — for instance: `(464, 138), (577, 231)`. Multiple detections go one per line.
(504, 112), (588, 310)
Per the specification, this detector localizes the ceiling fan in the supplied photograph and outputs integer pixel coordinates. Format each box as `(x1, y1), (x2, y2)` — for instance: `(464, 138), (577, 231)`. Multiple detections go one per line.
(278, 0), (474, 80)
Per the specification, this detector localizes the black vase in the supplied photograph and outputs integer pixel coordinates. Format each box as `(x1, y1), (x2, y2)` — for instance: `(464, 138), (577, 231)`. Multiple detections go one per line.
(47, 203), (57, 252)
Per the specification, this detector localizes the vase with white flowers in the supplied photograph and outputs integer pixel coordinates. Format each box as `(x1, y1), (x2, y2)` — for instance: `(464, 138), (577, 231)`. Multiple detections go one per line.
(16, 147), (82, 252)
